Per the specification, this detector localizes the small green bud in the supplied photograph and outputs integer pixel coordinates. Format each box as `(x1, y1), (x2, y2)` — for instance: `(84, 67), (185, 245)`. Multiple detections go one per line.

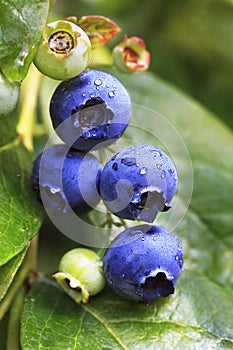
(53, 248), (106, 303)
(33, 20), (92, 80)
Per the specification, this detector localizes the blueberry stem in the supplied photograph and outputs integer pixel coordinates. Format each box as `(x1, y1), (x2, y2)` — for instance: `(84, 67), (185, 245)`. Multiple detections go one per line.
(16, 65), (42, 151)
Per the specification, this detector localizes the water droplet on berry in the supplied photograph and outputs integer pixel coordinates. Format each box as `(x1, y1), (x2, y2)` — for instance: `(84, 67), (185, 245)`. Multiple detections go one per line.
(130, 229), (142, 236)
(82, 93), (86, 97)
(90, 94), (95, 98)
(73, 120), (79, 128)
(112, 163), (118, 171)
(94, 79), (102, 86)
(156, 164), (163, 170)
(141, 236), (145, 241)
(121, 157), (136, 166)
(108, 91), (115, 98)
(140, 167), (147, 175)
(50, 187), (60, 194)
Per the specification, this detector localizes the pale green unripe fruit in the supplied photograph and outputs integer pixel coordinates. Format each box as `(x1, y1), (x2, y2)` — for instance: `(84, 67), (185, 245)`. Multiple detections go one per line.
(33, 20), (92, 80)
(0, 71), (20, 117)
(53, 248), (106, 303)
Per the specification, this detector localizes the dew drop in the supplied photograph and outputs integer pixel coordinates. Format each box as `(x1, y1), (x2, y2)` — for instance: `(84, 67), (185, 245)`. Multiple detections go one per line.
(156, 164), (163, 170)
(50, 187), (60, 194)
(82, 93), (86, 97)
(112, 163), (118, 171)
(94, 79), (102, 86)
(90, 93), (95, 98)
(15, 47), (29, 67)
(121, 157), (136, 166)
(141, 236), (145, 241)
(130, 229), (142, 236)
(108, 91), (115, 98)
(140, 167), (147, 175)
(73, 120), (79, 128)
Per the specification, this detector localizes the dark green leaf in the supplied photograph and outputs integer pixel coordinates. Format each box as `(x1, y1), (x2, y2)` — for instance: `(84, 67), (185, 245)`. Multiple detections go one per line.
(0, 0), (50, 81)
(20, 273), (233, 349)
(0, 138), (44, 266)
(0, 248), (27, 302)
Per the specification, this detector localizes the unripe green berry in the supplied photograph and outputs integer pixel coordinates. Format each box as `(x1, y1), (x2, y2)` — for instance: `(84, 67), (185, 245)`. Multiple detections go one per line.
(0, 71), (20, 118)
(33, 20), (92, 80)
(53, 248), (106, 303)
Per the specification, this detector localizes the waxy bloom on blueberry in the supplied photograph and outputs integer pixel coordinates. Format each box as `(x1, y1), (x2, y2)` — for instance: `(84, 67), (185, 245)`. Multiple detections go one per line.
(31, 144), (101, 215)
(99, 144), (178, 223)
(104, 225), (183, 303)
(49, 69), (132, 151)
(113, 35), (150, 73)
(33, 20), (91, 80)
(53, 248), (106, 303)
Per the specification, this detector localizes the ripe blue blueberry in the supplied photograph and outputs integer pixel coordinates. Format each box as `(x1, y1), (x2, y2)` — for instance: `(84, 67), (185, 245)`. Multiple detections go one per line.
(99, 144), (178, 223)
(103, 224), (183, 303)
(31, 144), (101, 215)
(49, 69), (132, 151)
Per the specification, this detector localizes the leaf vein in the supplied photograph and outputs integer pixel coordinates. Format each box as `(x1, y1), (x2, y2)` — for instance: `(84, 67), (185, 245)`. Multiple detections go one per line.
(81, 304), (129, 350)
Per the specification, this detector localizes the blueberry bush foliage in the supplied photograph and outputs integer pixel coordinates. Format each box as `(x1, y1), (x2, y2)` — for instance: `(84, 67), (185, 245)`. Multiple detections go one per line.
(0, 0), (233, 349)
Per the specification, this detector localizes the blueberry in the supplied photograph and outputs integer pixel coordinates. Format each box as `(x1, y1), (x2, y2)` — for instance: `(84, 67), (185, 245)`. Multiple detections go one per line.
(99, 144), (178, 223)
(49, 69), (132, 151)
(103, 224), (183, 303)
(31, 144), (101, 215)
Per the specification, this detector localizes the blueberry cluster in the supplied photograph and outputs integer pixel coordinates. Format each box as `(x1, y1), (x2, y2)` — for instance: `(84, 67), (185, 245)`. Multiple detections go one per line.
(32, 68), (183, 304)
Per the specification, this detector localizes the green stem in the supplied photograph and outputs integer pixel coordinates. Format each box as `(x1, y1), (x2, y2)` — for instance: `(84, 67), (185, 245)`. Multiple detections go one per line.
(6, 285), (26, 350)
(16, 64), (42, 152)
(0, 235), (39, 320)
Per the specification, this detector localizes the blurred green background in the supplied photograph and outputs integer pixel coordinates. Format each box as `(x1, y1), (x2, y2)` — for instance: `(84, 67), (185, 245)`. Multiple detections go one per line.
(51, 0), (233, 128)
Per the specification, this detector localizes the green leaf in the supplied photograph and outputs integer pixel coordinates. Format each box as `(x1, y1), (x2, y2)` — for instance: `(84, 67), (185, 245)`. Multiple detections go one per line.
(20, 272), (233, 349)
(0, 0), (50, 81)
(0, 135), (44, 266)
(0, 248), (27, 302)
